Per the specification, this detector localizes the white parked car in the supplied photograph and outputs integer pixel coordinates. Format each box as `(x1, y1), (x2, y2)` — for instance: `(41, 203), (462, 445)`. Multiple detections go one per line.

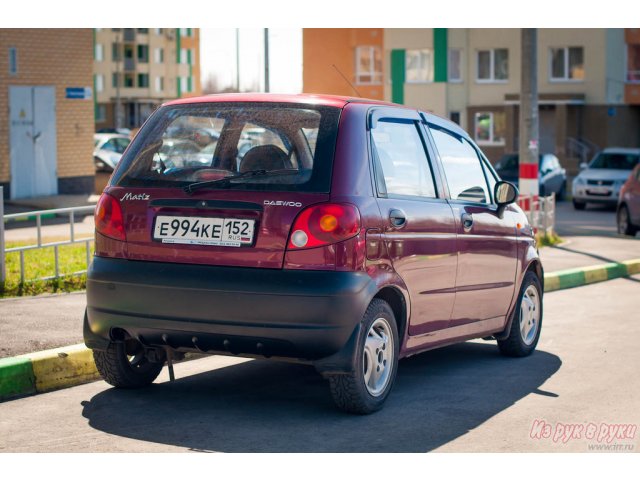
(94, 134), (131, 172)
(572, 148), (640, 210)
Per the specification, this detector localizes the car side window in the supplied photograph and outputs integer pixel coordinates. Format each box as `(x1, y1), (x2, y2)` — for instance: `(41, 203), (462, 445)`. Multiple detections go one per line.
(430, 126), (491, 204)
(371, 120), (437, 199)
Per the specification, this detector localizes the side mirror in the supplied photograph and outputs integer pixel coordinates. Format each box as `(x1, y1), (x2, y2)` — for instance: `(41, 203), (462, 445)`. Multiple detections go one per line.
(494, 181), (518, 219)
(579, 162), (588, 170)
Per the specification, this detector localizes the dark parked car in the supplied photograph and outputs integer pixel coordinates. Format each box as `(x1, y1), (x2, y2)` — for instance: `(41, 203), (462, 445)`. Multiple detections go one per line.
(86, 94), (543, 414)
(617, 163), (640, 236)
(494, 153), (567, 198)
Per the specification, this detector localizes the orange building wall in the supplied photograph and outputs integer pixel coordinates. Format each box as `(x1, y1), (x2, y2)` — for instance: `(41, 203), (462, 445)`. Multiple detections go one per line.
(303, 28), (384, 100)
(181, 28), (202, 97)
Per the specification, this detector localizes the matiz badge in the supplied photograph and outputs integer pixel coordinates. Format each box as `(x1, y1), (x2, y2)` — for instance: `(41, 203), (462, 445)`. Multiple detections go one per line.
(120, 193), (150, 201)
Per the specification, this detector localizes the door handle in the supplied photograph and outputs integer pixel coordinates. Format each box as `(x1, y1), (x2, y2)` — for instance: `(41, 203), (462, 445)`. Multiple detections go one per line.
(461, 213), (474, 232)
(389, 209), (407, 228)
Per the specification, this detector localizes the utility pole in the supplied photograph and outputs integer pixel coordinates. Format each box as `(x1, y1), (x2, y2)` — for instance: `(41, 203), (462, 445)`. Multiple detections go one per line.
(235, 28), (241, 92)
(264, 28), (270, 93)
(519, 28), (539, 204)
(114, 33), (123, 129)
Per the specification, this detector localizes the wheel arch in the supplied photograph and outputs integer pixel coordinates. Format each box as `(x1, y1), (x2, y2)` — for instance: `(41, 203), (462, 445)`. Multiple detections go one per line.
(372, 285), (408, 346)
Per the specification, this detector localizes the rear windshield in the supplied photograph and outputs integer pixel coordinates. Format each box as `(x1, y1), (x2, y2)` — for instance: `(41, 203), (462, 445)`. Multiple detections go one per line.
(112, 103), (341, 192)
(589, 152), (639, 170)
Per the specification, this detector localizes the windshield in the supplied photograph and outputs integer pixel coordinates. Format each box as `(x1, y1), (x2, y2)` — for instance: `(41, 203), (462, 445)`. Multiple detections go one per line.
(589, 152), (639, 170)
(112, 103), (341, 192)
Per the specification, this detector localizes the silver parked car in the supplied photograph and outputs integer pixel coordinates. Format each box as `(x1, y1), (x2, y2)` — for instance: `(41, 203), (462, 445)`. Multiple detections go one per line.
(572, 148), (640, 210)
(94, 134), (131, 172)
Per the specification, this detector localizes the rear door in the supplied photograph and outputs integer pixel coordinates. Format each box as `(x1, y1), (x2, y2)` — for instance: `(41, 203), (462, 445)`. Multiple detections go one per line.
(427, 122), (518, 327)
(109, 102), (340, 269)
(370, 108), (457, 335)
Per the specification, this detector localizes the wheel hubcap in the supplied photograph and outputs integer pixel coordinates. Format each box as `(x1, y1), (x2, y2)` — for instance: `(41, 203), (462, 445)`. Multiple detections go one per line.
(363, 318), (394, 397)
(520, 285), (540, 346)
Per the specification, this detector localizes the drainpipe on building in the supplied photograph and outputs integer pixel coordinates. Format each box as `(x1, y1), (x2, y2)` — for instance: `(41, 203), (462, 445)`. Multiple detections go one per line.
(519, 28), (540, 210)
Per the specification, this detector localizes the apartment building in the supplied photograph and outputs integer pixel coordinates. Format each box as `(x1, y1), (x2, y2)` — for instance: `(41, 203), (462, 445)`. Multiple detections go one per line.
(303, 28), (640, 172)
(0, 29), (95, 199)
(93, 28), (201, 130)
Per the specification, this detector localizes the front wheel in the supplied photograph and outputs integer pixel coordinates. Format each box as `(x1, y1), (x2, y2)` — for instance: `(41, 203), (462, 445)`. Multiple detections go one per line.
(327, 299), (399, 414)
(497, 271), (543, 357)
(617, 205), (638, 236)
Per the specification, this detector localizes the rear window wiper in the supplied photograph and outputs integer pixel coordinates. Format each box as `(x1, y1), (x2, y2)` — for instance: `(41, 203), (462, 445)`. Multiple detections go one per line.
(183, 169), (300, 194)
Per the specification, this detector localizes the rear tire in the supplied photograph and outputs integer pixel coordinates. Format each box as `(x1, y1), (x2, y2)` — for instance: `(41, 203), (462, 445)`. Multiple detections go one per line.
(617, 204), (638, 236)
(497, 271), (543, 358)
(327, 299), (399, 414)
(93, 341), (164, 388)
(573, 199), (586, 210)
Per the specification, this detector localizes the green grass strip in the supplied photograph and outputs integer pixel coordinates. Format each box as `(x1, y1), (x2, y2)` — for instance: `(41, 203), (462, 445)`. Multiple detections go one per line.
(0, 357), (35, 401)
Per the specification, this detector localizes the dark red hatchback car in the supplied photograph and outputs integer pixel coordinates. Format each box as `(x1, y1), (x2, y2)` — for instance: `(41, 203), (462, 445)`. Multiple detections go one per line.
(85, 94), (544, 414)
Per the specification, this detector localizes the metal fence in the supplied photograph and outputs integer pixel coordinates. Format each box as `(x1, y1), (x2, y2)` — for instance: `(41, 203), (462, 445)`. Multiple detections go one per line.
(519, 192), (556, 236)
(0, 186), (95, 284)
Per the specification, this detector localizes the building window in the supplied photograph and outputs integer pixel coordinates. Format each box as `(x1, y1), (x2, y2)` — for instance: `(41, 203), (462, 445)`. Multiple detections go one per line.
(550, 47), (584, 81)
(154, 28), (164, 35)
(154, 47), (164, 63)
(155, 76), (164, 92)
(448, 48), (462, 82)
(95, 104), (107, 122)
(449, 111), (461, 125)
(180, 76), (188, 94)
(628, 45), (640, 83)
(474, 111), (506, 145)
(137, 44), (149, 63)
(138, 73), (150, 88)
(112, 43), (121, 61)
(124, 73), (135, 88)
(95, 43), (104, 62)
(477, 48), (509, 82)
(8, 47), (17, 75)
(95, 74), (104, 92)
(180, 48), (188, 64)
(355, 46), (382, 85)
(137, 28), (149, 34)
(112, 73), (119, 88)
(405, 49), (433, 83)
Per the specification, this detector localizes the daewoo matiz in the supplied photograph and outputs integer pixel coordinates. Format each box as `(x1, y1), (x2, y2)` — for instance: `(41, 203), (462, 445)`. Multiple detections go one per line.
(85, 94), (543, 414)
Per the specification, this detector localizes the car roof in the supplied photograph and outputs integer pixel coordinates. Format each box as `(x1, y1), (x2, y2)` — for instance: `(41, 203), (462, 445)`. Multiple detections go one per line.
(164, 92), (407, 109)
(599, 147), (640, 155)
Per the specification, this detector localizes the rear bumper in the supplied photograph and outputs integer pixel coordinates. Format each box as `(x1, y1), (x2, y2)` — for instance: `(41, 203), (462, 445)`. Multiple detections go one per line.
(85, 257), (376, 362)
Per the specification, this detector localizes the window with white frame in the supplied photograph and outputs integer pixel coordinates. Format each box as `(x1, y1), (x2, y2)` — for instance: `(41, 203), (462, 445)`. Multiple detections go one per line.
(474, 111), (506, 145)
(405, 49), (433, 83)
(154, 47), (164, 63)
(95, 74), (104, 92)
(155, 76), (164, 92)
(476, 48), (508, 82)
(180, 76), (189, 93)
(95, 43), (103, 62)
(550, 47), (584, 81)
(180, 48), (188, 64)
(154, 28), (163, 35)
(448, 48), (462, 82)
(355, 46), (382, 85)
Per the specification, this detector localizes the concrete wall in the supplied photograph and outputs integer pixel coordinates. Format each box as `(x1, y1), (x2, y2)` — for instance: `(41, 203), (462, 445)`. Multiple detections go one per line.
(0, 29), (94, 195)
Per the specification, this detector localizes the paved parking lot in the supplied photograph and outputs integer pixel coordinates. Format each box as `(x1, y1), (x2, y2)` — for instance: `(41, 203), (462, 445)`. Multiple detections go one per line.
(1, 275), (638, 452)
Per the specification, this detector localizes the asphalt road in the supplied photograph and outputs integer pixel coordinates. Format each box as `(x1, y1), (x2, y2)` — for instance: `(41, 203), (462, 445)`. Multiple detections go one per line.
(1, 274), (638, 453)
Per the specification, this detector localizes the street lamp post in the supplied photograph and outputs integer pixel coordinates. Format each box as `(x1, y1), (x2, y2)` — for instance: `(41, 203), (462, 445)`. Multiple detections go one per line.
(519, 28), (539, 206)
(264, 28), (270, 93)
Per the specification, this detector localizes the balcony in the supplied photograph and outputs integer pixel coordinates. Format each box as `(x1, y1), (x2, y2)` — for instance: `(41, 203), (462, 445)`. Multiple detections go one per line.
(123, 29), (136, 42)
(123, 58), (136, 72)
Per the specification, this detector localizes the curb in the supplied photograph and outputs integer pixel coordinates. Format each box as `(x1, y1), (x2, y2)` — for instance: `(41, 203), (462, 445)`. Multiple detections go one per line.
(0, 344), (100, 401)
(543, 259), (640, 292)
(1, 258), (639, 402)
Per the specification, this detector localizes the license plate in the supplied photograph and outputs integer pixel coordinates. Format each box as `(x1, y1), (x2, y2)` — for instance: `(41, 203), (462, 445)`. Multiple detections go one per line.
(153, 215), (255, 247)
(587, 187), (610, 195)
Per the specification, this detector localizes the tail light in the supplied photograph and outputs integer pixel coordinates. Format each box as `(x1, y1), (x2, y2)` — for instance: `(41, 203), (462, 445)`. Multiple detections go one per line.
(95, 193), (125, 241)
(287, 203), (360, 249)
